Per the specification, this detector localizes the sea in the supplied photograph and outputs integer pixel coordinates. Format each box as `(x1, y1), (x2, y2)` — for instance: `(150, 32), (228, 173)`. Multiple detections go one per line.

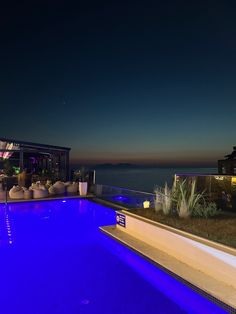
(94, 167), (218, 193)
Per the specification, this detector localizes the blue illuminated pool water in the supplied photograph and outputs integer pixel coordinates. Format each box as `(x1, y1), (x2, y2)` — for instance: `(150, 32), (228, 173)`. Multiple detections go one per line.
(0, 199), (228, 314)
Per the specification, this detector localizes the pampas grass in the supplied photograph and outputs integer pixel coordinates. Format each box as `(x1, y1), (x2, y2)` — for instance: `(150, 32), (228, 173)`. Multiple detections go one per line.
(154, 183), (172, 215)
(176, 179), (204, 218)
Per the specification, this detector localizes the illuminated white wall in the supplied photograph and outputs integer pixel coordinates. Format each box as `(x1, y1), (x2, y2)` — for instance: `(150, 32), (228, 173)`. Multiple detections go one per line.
(117, 212), (236, 289)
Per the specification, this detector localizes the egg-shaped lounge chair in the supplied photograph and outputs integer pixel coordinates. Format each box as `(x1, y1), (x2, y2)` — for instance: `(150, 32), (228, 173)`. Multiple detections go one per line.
(48, 185), (56, 195)
(23, 188), (33, 200)
(9, 186), (24, 199)
(32, 188), (48, 199)
(52, 181), (66, 195)
(66, 182), (78, 194)
(30, 183), (48, 199)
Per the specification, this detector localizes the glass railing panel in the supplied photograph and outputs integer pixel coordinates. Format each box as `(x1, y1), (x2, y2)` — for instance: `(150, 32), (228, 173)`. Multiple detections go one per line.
(94, 184), (155, 209)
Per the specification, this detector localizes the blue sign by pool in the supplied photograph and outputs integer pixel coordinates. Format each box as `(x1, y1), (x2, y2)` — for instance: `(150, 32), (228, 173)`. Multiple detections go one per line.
(116, 213), (126, 228)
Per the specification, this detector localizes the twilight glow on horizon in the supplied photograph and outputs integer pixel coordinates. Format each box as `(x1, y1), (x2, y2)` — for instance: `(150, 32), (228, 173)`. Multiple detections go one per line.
(1, 1), (235, 167)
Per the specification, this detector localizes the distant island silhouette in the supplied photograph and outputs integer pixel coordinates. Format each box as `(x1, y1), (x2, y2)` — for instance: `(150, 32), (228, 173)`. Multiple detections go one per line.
(70, 162), (217, 170)
(94, 163), (137, 169)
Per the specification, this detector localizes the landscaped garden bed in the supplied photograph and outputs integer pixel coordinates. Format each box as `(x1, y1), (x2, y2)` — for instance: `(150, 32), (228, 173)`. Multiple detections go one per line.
(127, 178), (236, 249)
(129, 207), (236, 249)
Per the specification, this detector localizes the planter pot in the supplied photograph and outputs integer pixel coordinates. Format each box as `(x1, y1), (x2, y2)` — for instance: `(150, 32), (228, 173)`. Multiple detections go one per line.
(79, 182), (88, 196)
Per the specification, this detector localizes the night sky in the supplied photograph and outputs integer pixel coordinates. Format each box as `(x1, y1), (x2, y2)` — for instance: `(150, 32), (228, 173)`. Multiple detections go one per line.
(1, 1), (236, 166)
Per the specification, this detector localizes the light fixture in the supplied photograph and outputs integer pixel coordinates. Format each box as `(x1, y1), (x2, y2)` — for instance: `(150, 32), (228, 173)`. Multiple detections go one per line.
(143, 200), (150, 209)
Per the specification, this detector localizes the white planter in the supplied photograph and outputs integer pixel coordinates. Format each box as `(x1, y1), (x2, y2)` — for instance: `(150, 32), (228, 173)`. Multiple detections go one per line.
(79, 182), (88, 196)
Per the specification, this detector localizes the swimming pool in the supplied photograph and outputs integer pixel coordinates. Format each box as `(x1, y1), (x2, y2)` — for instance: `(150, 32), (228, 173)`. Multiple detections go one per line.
(0, 199), (229, 314)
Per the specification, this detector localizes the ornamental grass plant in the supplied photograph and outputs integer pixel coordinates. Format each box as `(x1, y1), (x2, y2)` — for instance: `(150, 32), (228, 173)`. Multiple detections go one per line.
(154, 179), (219, 219)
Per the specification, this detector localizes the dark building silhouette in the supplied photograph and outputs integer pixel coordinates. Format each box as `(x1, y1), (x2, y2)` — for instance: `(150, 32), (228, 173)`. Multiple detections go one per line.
(218, 146), (236, 174)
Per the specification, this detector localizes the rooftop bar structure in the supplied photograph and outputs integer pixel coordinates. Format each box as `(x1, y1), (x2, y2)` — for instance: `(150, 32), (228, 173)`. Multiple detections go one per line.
(0, 138), (70, 181)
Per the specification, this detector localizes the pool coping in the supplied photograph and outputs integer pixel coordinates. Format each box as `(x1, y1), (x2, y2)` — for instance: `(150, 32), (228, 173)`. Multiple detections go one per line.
(100, 225), (236, 313)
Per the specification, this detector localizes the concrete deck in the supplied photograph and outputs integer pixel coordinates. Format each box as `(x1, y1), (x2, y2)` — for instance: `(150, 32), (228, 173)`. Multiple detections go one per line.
(100, 225), (236, 311)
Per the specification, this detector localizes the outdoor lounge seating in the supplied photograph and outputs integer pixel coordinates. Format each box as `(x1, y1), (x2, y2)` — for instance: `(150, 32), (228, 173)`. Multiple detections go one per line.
(52, 181), (66, 194)
(66, 182), (78, 193)
(5, 178), (87, 201)
(9, 185), (24, 199)
(32, 188), (48, 199)
(48, 185), (56, 195)
(23, 188), (33, 200)
(29, 182), (49, 199)
(45, 180), (52, 189)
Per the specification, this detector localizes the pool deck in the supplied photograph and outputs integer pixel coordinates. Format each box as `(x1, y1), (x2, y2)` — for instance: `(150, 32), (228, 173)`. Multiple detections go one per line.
(100, 225), (236, 312)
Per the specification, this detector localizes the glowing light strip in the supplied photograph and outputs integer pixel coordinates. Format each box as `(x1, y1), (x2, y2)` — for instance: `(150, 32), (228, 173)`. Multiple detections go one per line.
(5, 212), (13, 244)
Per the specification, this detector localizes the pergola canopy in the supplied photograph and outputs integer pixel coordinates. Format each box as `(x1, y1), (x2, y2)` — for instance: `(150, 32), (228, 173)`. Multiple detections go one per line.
(0, 138), (71, 181)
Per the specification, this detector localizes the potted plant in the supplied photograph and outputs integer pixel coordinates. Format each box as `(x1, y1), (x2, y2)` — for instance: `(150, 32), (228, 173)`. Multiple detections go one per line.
(78, 167), (88, 196)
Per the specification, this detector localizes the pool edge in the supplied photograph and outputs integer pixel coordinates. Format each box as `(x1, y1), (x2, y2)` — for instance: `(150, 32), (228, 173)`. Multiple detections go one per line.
(100, 225), (236, 313)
